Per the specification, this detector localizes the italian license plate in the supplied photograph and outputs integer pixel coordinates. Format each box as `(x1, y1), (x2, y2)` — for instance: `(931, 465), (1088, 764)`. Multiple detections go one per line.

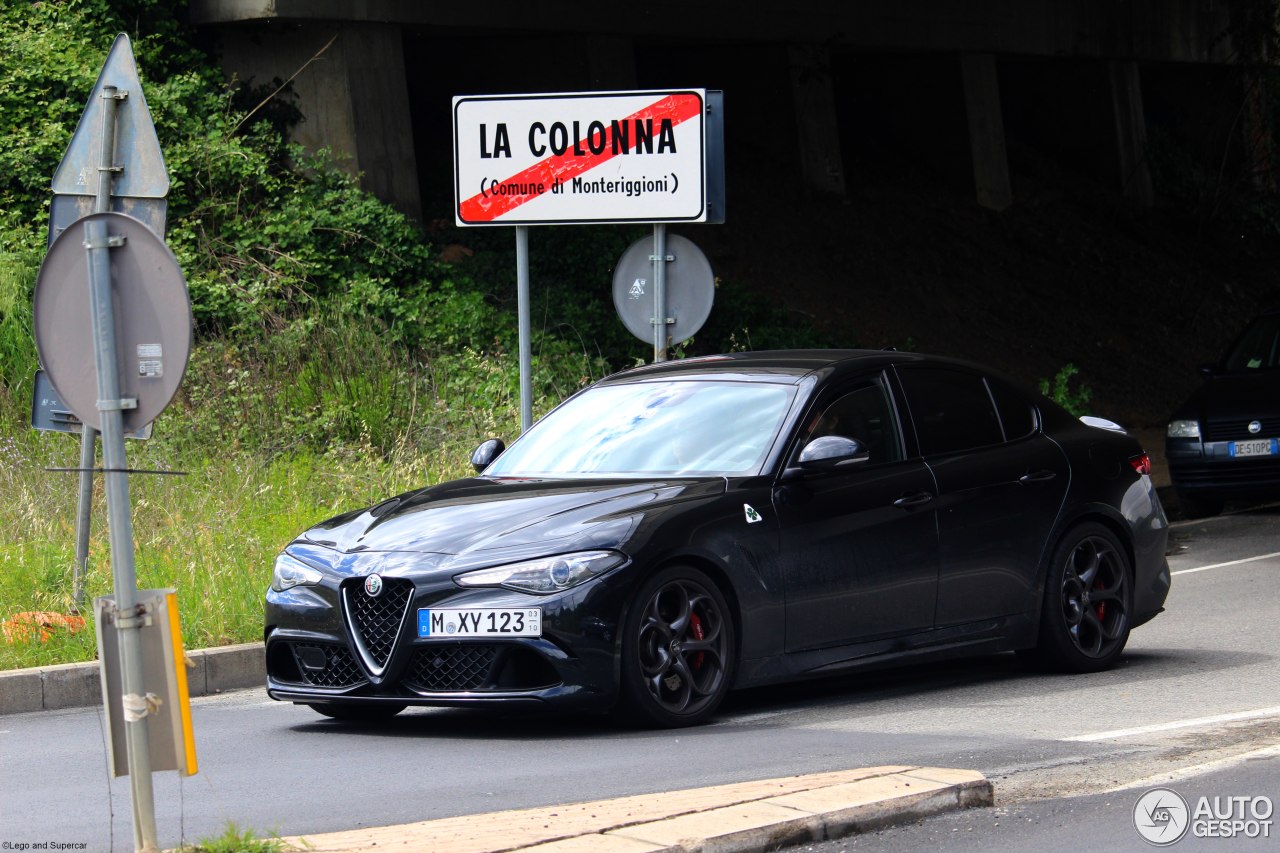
(1229, 438), (1278, 458)
(417, 608), (541, 638)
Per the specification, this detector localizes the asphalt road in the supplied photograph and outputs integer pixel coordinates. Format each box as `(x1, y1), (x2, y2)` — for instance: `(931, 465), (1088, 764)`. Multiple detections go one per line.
(1, 505), (1277, 851)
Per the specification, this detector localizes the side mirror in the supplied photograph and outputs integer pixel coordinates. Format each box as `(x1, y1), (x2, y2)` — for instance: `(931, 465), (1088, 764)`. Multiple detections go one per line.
(782, 435), (869, 480)
(471, 438), (505, 473)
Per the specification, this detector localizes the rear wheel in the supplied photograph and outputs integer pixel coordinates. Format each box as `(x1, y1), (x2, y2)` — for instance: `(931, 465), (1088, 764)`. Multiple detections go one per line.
(1034, 523), (1132, 673)
(616, 566), (735, 728)
(307, 702), (406, 721)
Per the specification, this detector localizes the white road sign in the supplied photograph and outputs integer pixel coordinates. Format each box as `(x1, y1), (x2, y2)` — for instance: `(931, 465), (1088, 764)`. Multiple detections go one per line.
(453, 89), (708, 225)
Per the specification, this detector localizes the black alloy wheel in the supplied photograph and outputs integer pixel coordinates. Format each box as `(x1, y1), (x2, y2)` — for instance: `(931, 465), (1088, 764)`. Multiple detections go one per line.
(308, 702), (406, 721)
(1035, 523), (1132, 673)
(617, 566), (735, 728)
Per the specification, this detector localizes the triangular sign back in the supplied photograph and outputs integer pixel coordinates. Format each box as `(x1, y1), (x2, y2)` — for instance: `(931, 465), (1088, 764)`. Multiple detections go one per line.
(51, 33), (169, 199)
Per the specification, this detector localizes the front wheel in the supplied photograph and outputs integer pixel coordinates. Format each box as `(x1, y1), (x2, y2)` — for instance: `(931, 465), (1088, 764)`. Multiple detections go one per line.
(616, 566), (735, 728)
(1033, 523), (1132, 673)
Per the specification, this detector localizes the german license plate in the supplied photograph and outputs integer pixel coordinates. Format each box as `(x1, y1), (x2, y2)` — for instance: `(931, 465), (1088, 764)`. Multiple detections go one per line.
(1229, 439), (1278, 458)
(417, 608), (541, 638)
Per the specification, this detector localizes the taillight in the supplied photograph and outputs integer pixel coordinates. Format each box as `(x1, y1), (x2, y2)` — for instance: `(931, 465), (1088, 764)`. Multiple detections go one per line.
(1129, 453), (1152, 476)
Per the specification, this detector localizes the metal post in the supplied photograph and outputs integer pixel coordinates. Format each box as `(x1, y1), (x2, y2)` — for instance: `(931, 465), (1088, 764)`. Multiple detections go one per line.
(652, 224), (668, 362)
(89, 85), (159, 853)
(515, 225), (533, 433)
(72, 428), (94, 608)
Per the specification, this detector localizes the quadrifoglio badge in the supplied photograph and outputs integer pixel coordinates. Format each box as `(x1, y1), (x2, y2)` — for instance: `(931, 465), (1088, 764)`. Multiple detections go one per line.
(1134, 787), (1273, 845)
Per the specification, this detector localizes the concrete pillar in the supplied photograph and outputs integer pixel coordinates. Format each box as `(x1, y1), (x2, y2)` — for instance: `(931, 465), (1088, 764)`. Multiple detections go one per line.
(1108, 60), (1154, 209)
(960, 53), (1012, 211)
(212, 22), (422, 221)
(1242, 72), (1275, 191)
(788, 45), (846, 196)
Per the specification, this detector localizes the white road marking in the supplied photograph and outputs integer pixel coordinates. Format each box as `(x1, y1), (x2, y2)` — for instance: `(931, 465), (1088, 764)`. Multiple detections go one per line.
(1102, 743), (1280, 793)
(1171, 551), (1280, 576)
(1065, 706), (1280, 742)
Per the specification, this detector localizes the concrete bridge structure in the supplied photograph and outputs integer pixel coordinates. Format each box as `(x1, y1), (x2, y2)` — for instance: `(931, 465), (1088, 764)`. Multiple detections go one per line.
(189, 1), (1257, 223)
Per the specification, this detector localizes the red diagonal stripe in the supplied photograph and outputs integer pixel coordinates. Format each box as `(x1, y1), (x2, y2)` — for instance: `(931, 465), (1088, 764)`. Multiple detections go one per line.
(458, 93), (702, 223)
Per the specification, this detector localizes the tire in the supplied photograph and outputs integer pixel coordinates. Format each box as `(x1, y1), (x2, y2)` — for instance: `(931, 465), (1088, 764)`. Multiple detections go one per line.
(1033, 523), (1132, 673)
(308, 702), (406, 721)
(1176, 489), (1224, 520)
(616, 566), (736, 728)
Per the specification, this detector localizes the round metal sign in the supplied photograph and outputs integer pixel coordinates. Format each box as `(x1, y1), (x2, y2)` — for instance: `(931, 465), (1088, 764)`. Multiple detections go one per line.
(33, 212), (191, 433)
(611, 233), (715, 346)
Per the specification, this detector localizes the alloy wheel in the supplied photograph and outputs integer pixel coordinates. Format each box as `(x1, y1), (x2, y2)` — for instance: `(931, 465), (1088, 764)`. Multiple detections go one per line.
(634, 576), (730, 718)
(1059, 534), (1130, 660)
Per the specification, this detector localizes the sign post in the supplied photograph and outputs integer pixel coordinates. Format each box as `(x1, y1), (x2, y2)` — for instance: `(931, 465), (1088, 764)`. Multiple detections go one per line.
(34, 34), (190, 853)
(453, 89), (723, 424)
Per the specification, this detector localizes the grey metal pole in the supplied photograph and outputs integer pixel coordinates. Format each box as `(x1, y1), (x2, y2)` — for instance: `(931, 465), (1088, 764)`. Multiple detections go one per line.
(516, 225), (533, 433)
(72, 428), (94, 609)
(90, 85), (159, 853)
(652, 224), (668, 362)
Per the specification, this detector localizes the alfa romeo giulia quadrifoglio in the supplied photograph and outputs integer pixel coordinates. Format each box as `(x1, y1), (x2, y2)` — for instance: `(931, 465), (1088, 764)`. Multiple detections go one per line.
(264, 350), (1170, 727)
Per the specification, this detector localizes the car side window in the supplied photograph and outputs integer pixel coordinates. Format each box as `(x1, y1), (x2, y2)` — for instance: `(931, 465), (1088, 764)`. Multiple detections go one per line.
(986, 377), (1037, 440)
(804, 379), (903, 465)
(896, 367), (1002, 456)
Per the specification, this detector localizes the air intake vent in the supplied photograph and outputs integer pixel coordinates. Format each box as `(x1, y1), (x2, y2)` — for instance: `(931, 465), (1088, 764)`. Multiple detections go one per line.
(342, 577), (413, 676)
(405, 645), (499, 692)
(292, 643), (367, 688)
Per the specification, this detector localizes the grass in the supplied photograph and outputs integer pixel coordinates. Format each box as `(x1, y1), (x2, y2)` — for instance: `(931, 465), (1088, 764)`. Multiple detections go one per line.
(0, 310), (597, 671)
(176, 822), (292, 853)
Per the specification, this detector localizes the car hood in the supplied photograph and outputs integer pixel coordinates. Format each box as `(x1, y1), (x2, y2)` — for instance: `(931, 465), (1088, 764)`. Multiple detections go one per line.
(1175, 371), (1280, 421)
(294, 476), (727, 575)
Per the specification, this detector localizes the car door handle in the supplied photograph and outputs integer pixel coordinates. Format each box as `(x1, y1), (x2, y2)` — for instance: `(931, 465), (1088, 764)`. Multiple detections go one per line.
(1019, 470), (1057, 484)
(892, 491), (934, 508)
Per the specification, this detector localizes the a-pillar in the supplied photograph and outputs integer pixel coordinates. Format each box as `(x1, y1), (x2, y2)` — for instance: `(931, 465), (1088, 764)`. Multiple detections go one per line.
(211, 22), (422, 221)
(1109, 60), (1154, 209)
(788, 45), (846, 196)
(960, 53), (1012, 211)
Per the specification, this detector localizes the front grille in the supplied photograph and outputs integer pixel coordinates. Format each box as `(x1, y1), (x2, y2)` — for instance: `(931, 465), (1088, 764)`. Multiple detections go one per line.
(404, 644), (499, 692)
(1168, 455), (1280, 488)
(1204, 416), (1280, 442)
(292, 643), (366, 688)
(343, 577), (413, 671)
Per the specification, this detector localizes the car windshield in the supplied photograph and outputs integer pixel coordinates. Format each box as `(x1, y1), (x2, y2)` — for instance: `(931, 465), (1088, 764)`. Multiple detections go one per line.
(1223, 315), (1280, 372)
(485, 379), (797, 478)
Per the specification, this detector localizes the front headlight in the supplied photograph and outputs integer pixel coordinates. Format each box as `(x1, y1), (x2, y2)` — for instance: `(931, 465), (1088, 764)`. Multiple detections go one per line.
(1167, 419), (1202, 438)
(454, 550), (626, 595)
(271, 552), (324, 592)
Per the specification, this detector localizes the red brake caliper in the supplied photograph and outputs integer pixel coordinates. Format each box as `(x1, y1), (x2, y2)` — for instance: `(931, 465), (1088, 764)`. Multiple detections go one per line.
(689, 612), (706, 670)
(1094, 579), (1107, 621)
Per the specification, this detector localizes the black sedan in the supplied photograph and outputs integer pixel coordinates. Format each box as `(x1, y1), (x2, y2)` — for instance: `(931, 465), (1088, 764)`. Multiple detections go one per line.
(264, 350), (1170, 727)
(1167, 312), (1280, 518)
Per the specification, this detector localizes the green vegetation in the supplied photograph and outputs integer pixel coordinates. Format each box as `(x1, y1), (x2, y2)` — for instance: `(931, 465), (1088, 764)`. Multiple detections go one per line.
(176, 822), (290, 853)
(1039, 363), (1094, 416)
(0, 2), (822, 670)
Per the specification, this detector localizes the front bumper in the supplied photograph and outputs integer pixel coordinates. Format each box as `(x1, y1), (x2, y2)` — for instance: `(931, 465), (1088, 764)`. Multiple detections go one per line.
(263, 573), (624, 712)
(1167, 437), (1280, 498)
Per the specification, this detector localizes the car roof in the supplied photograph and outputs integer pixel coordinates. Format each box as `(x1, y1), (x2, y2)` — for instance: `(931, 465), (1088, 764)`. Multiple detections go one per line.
(598, 349), (951, 385)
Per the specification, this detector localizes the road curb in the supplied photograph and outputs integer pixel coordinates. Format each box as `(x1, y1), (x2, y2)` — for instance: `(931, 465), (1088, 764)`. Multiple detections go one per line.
(285, 766), (993, 853)
(0, 641), (265, 715)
